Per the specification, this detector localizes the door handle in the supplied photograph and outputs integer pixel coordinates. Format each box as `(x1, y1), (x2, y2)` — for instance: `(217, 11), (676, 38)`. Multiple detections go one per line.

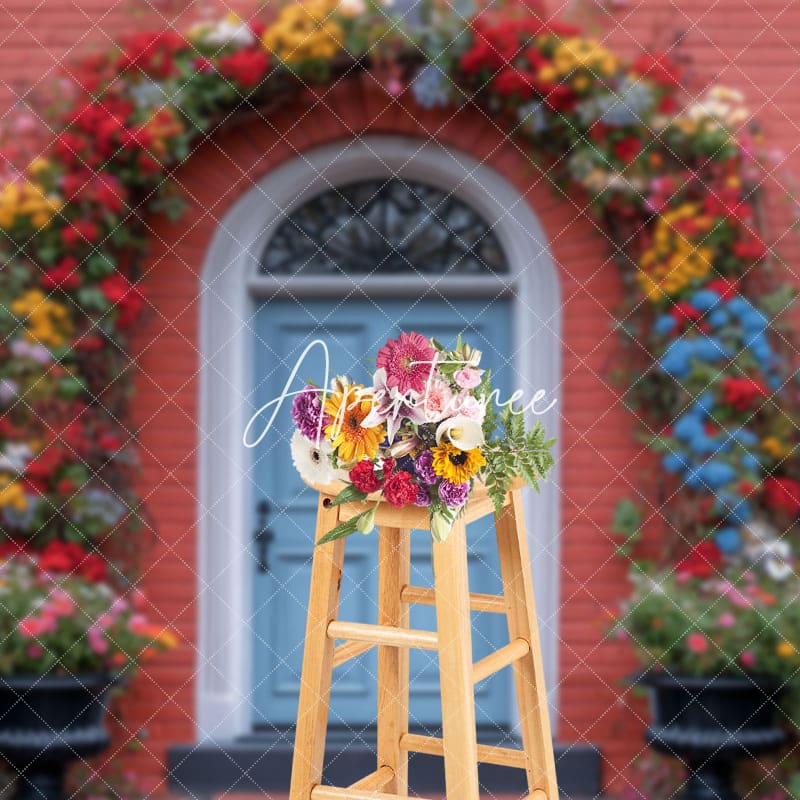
(254, 499), (275, 574)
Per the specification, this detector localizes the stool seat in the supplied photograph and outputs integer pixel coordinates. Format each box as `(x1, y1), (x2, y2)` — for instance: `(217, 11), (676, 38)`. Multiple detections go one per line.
(289, 484), (559, 800)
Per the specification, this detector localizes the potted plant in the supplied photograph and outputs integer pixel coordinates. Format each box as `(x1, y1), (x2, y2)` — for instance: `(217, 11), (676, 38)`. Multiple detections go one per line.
(0, 547), (176, 800)
(615, 547), (800, 800)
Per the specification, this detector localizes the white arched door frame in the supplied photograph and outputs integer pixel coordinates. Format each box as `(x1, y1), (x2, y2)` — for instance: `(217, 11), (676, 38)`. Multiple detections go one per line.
(197, 136), (562, 740)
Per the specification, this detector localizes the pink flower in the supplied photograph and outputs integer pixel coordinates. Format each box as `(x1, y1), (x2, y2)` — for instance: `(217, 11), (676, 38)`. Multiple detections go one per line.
(129, 614), (147, 633)
(375, 332), (436, 395)
(717, 612), (736, 629)
(46, 589), (75, 617)
(453, 367), (483, 389)
(26, 644), (43, 659)
(419, 377), (454, 422)
(97, 613), (115, 629)
(453, 392), (486, 424)
(740, 650), (756, 669)
(686, 632), (709, 654)
(18, 617), (43, 638)
(88, 625), (108, 655)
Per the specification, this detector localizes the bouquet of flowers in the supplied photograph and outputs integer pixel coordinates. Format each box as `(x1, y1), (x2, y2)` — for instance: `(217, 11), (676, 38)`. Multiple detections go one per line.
(289, 332), (556, 544)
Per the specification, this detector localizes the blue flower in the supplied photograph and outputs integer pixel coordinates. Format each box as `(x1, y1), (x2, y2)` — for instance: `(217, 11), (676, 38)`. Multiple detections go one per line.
(690, 289), (721, 312)
(727, 296), (750, 317)
(715, 526), (741, 554)
(663, 452), (689, 473)
(698, 460), (736, 489)
(740, 307), (768, 334)
(694, 393), (715, 414)
(740, 453), (761, 471)
(732, 427), (758, 447)
(707, 309), (729, 328)
(660, 340), (693, 377)
(518, 101), (548, 136)
(411, 65), (451, 109)
(674, 413), (703, 442)
(693, 336), (730, 362)
(654, 315), (676, 336)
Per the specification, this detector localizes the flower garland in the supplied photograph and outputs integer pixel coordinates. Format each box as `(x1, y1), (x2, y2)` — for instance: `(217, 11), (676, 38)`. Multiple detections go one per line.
(0, 1), (798, 695)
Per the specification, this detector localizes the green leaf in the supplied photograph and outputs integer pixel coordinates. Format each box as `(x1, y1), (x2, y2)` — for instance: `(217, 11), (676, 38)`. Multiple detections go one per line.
(612, 500), (641, 539)
(316, 512), (369, 545)
(328, 484), (369, 507)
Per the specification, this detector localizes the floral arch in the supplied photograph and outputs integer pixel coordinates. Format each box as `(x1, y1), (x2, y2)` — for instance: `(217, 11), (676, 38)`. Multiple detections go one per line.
(1, 0), (799, 762)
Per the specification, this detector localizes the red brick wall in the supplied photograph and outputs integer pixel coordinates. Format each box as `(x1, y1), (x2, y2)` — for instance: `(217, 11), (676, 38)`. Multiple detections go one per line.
(3, 1), (799, 794)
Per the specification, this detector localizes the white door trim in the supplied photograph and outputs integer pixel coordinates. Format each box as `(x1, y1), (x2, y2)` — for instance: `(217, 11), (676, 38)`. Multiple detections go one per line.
(197, 136), (562, 740)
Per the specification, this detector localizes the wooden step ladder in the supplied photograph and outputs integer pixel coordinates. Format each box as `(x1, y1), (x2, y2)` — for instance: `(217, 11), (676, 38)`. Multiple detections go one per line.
(289, 482), (559, 800)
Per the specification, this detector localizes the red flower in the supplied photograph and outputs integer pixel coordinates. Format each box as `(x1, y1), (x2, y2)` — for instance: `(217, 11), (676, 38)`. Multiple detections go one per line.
(763, 477), (800, 517)
(670, 301), (702, 330)
(706, 278), (739, 300)
(349, 460), (383, 494)
(25, 447), (65, 482)
(492, 68), (536, 100)
(80, 554), (107, 582)
(42, 257), (81, 291)
(37, 541), (107, 581)
(100, 274), (145, 328)
(61, 220), (99, 248)
(117, 31), (186, 79)
(73, 335), (105, 352)
(721, 377), (769, 413)
(613, 136), (643, 164)
(631, 53), (682, 88)
(733, 234), (767, 262)
(676, 541), (722, 579)
(657, 94), (678, 115)
(383, 471), (418, 509)
(542, 84), (576, 113)
(218, 50), (270, 89)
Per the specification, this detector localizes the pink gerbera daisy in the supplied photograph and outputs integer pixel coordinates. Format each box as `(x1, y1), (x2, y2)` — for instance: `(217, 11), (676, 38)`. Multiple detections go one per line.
(376, 332), (436, 395)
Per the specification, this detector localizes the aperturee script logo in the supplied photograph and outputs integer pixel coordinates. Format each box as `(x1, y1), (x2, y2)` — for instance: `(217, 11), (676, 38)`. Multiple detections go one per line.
(243, 334), (557, 544)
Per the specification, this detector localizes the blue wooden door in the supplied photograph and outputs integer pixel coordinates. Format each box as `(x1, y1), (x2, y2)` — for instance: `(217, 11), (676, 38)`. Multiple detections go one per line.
(251, 297), (512, 729)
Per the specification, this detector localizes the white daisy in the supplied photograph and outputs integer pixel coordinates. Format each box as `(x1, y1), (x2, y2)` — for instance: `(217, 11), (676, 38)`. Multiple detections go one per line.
(290, 429), (339, 485)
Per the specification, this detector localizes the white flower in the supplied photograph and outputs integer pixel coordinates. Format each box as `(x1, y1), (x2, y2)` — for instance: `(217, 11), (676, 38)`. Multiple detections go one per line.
(430, 510), (453, 544)
(0, 443), (32, 473)
(339, 0), (366, 16)
(290, 429), (339, 485)
(189, 13), (255, 48)
(435, 415), (485, 450)
(756, 539), (793, 582)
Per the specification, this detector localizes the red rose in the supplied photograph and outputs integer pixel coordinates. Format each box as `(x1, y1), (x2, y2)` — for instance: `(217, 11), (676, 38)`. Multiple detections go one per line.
(613, 136), (643, 164)
(492, 68), (536, 100)
(61, 220), (99, 248)
(42, 257), (81, 291)
(383, 471), (418, 508)
(706, 278), (739, 300)
(676, 541), (722, 579)
(763, 477), (800, 517)
(218, 50), (270, 89)
(79, 553), (107, 582)
(100, 274), (145, 328)
(349, 460), (383, 493)
(721, 377), (769, 413)
(38, 541), (80, 574)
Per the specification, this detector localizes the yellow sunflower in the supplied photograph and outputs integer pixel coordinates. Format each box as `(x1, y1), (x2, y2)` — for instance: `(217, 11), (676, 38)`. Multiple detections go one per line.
(431, 443), (486, 484)
(324, 385), (384, 463)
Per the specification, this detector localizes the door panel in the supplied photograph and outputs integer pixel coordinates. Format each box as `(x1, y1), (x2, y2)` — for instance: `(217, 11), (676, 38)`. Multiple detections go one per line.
(251, 298), (512, 727)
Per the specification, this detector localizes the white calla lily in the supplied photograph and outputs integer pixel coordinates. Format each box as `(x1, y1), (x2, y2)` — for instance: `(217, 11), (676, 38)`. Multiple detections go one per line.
(435, 415), (485, 450)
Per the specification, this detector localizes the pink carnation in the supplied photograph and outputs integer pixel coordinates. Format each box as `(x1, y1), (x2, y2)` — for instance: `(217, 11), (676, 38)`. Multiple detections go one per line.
(740, 650), (756, 669)
(454, 367), (483, 389)
(376, 332), (436, 395)
(420, 377), (454, 422)
(717, 612), (735, 629)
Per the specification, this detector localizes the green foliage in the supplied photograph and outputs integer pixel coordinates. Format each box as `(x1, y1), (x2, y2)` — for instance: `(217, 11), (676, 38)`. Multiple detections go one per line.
(483, 407), (556, 516)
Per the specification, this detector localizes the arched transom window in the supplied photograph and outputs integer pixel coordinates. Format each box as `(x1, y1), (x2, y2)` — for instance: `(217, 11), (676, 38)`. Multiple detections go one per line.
(259, 179), (509, 276)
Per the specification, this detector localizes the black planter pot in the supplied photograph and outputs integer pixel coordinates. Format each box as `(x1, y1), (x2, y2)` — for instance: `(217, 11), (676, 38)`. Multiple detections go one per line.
(638, 670), (787, 800)
(0, 674), (115, 800)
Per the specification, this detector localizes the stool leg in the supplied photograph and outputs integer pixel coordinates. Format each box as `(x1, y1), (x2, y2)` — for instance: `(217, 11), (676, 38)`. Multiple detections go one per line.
(289, 497), (346, 800)
(377, 526), (410, 794)
(495, 490), (559, 800)
(431, 518), (480, 800)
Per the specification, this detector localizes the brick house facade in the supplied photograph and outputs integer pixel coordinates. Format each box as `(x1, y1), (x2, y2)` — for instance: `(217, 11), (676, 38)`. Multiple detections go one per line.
(2, 1), (798, 795)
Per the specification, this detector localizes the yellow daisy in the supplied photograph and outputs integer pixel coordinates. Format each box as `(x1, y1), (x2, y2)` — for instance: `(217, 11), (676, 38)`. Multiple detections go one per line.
(431, 443), (486, 484)
(324, 385), (384, 463)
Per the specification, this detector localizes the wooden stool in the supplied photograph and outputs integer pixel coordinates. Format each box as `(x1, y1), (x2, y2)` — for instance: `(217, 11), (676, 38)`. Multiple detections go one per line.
(289, 481), (559, 800)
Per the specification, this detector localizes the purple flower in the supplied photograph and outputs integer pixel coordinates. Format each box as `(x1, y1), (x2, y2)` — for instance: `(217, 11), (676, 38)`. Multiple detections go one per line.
(414, 485), (432, 507)
(292, 385), (328, 442)
(438, 479), (469, 508)
(414, 450), (437, 485)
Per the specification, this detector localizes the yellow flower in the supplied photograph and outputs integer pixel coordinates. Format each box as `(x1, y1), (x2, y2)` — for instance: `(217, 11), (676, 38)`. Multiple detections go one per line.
(762, 436), (790, 459)
(0, 477), (27, 511)
(777, 641), (796, 658)
(0, 179), (60, 231)
(11, 289), (72, 348)
(431, 443), (486, 484)
(262, 0), (343, 64)
(572, 74), (591, 92)
(324, 385), (384, 463)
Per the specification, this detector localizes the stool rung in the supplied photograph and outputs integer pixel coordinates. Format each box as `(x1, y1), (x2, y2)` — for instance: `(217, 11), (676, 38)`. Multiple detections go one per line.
(473, 637), (530, 684)
(348, 765), (394, 790)
(400, 733), (528, 769)
(311, 787), (433, 800)
(400, 585), (507, 614)
(332, 639), (375, 668)
(327, 620), (438, 651)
